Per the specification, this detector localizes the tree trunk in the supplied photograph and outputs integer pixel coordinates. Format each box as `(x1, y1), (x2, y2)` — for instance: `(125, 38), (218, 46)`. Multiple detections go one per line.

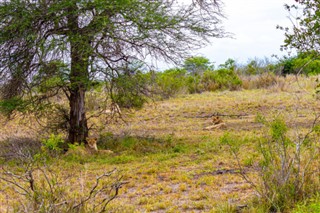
(65, 4), (92, 144)
(68, 37), (90, 144)
(68, 85), (88, 143)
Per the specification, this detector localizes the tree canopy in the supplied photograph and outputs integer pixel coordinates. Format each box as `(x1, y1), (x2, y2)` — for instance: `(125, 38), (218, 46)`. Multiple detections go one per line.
(183, 56), (214, 76)
(0, 0), (226, 144)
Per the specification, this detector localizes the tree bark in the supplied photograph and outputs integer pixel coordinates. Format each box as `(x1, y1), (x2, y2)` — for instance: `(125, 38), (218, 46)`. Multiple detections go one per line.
(66, 5), (91, 144)
(68, 83), (88, 144)
(68, 37), (90, 144)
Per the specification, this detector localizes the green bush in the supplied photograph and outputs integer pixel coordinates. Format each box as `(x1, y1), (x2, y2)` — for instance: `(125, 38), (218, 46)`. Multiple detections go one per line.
(155, 68), (187, 98)
(42, 134), (65, 153)
(201, 69), (242, 91)
(186, 75), (202, 94)
(280, 53), (320, 75)
(112, 71), (151, 109)
(183, 56), (213, 76)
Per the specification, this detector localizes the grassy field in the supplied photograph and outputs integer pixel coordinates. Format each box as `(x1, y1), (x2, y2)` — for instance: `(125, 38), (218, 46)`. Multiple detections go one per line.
(0, 75), (319, 212)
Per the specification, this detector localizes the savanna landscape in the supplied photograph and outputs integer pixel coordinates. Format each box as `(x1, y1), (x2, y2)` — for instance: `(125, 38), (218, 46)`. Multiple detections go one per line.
(1, 0), (320, 212)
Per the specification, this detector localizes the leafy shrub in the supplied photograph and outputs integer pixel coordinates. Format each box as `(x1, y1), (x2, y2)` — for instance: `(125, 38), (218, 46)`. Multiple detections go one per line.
(183, 56), (213, 76)
(42, 134), (65, 154)
(155, 68), (187, 98)
(258, 117), (320, 211)
(186, 75), (202, 94)
(112, 71), (151, 109)
(201, 69), (242, 91)
(280, 53), (320, 75)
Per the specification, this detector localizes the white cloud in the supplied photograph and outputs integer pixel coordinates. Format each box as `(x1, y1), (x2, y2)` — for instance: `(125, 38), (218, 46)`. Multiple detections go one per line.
(157, 0), (295, 70)
(195, 0), (294, 65)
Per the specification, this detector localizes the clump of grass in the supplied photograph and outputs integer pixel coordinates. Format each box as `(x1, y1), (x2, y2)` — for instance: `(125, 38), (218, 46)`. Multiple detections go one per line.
(241, 72), (280, 90)
(98, 132), (183, 155)
(293, 193), (320, 213)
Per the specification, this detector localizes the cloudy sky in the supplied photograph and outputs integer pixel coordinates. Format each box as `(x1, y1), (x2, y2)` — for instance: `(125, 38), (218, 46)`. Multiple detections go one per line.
(196, 0), (294, 66)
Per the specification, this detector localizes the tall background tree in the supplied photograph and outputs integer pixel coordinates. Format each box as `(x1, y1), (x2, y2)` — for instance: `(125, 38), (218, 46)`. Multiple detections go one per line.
(0, 0), (226, 144)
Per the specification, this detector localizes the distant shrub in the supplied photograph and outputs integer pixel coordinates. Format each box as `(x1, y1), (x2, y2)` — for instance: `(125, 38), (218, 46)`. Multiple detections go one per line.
(241, 72), (279, 90)
(186, 75), (202, 94)
(280, 53), (320, 76)
(201, 69), (242, 91)
(183, 56), (213, 76)
(155, 68), (187, 98)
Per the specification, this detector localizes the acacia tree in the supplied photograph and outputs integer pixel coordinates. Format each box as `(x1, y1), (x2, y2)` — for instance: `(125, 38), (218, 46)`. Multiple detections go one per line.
(183, 56), (214, 76)
(0, 0), (226, 144)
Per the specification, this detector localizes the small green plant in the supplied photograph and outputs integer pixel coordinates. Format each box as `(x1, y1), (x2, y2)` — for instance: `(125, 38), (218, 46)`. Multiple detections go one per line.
(42, 134), (65, 153)
(293, 193), (320, 213)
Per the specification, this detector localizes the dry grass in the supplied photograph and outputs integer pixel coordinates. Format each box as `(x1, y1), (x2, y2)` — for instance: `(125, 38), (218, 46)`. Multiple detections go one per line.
(0, 75), (319, 212)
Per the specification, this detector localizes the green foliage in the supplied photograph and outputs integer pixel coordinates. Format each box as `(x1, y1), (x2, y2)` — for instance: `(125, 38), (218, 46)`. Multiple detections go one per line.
(186, 75), (202, 94)
(220, 132), (242, 153)
(156, 59), (242, 96)
(184, 56), (213, 76)
(244, 60), (260, 75)
(112, 71), (151, 109)
(218, 58), (236, 70)
(270, 117), (288, 140)
(156, 68), (187, 98)
(201, 69), (242, 91)
(280, 53), (320, 75)
(293, 193), (320, 213)
(41, 134), (65, 153)
(0, 97), (26, 116)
